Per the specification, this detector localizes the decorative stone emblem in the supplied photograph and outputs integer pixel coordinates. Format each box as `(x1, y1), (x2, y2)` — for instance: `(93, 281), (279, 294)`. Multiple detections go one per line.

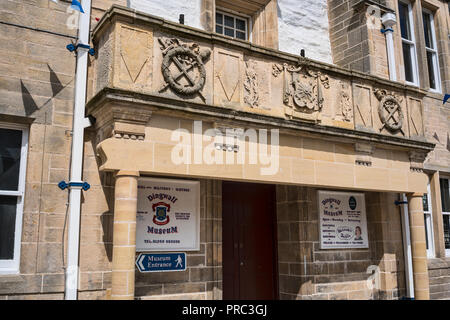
(158, 38), (210, 102)
(374, 89), (404, 135)
(337, 84), (353, 122)
(243, 61), (259, 108)
(273, 60), (329, 121)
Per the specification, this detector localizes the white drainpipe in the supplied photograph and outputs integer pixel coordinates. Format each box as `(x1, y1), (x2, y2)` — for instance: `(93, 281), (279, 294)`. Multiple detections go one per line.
(65, 0), (92, 300)
(382, 11), (414, 299)
(381, 12), (397, 81)
(399, 193), (415, 299)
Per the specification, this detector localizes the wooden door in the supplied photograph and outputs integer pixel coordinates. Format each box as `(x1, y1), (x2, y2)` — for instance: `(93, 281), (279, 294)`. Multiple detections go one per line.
(222, 181), (278, 300)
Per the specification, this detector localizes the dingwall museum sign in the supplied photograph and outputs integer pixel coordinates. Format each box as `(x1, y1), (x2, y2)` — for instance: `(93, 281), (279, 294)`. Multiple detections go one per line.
(318, 190), (368, 249)
(136, 177), (200, 251)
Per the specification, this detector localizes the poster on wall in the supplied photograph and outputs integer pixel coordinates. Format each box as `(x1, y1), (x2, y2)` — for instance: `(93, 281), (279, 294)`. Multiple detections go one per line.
(318, 190), (368, 249)
(136, 177), (200, 252)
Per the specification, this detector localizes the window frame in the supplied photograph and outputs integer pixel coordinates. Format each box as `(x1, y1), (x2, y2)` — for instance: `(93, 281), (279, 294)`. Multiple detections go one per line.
(0, 122), (29, 274)
(423, 181), (435, 258)
(215, 8), (250, 41)
(398, 0), (420, 86)
(441, 176), (450, 257)
(421, 8), (442, 93)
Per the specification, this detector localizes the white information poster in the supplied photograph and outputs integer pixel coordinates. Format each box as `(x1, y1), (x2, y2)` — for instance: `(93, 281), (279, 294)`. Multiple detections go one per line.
(136, 177), (200, 251)
(318, 190), (368, 249)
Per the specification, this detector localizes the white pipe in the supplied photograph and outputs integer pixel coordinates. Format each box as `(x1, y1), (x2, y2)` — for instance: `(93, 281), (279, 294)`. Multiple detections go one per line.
(400, 193), (414, 299)
(381, 12), (397, 81)
(384, 30), (397, 81)
(65, 0), (92, 300)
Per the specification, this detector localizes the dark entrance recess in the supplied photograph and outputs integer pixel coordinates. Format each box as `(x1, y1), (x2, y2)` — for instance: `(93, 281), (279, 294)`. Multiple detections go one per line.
(222, 181), (278, 300)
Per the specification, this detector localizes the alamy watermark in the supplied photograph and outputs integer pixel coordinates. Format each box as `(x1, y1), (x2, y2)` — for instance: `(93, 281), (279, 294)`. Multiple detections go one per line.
(171, 121), (280, 176)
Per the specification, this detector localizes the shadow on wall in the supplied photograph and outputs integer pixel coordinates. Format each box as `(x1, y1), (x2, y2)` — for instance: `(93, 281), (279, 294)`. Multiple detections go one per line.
(83, 130), (114, 263)
(20, 64), (72, 118)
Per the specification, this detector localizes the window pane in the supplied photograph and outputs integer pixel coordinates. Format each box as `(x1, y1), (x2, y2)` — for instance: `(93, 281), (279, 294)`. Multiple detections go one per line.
(224, 15), (234, 28)
(236, 19), (246, 31)
(402, 43), (414, 82)
(0, 128), (22, 191)
(216, 25), (223, 34)
(424, 215), (429, 249)
(443, 215), (450, 249)
(0, 196), (17, 260)
(422, 12), (433, 49)
(423, 194), (429, 212)
(426, 51), (436, 90)
(216, 12), (223, 25)
(224, 27), (234, 37)
(440, 178), (450, 212)
(399, 2), (411, 40)
(236, 31), (246, 40)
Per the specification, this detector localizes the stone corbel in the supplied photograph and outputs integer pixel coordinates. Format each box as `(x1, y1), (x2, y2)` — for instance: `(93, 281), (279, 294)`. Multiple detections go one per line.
(91, 103), (153, 144)
(355, 143), (375, 166)
(409, 150), (427, 172)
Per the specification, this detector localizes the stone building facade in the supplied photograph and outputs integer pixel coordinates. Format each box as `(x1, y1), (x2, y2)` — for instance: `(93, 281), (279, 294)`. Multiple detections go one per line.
(0, 0), (448, 300)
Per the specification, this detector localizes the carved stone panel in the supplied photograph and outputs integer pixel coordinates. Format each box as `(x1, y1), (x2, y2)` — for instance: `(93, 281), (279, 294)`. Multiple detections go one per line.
(242, 58), (272, 112)
(324, 80), (354, 130)
(158, 37), (211, 103)
(373, 89), (407, 137)
(272, 60), (330, 122)
(152, 33), (213, 104)
(214, 48), (242, 107)
(243, 60), (259, 108)
(353, 84), (373, 131)
(407, 97), (424, 138)
(117, 25), (153, 91)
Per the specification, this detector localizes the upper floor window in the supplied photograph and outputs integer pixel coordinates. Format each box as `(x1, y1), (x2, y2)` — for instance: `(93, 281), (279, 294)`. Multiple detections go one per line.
(0, 123), (28, 274)
(440, 177), (450, 256)
(422, 9), (441, 92)
(398, 1), (419, 85)
(215, 10), (248, 41)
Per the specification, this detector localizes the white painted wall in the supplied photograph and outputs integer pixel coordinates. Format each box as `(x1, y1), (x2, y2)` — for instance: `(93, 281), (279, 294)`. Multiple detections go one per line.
(128, 0), (202, 29)
(127, 0), (333, 64)
(277, 0), (332, 63)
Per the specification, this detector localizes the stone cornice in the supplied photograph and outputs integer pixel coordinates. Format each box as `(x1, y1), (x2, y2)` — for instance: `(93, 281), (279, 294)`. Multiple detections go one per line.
(92, 5), (427, 98)
(86, 87), (435, 153)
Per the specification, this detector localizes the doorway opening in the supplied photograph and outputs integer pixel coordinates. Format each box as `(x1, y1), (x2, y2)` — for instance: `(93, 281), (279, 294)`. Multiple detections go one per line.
(222, 181), (278, 300)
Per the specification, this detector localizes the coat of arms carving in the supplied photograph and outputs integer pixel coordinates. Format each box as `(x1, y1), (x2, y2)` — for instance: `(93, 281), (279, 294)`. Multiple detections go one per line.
(273, 59), (329, 121)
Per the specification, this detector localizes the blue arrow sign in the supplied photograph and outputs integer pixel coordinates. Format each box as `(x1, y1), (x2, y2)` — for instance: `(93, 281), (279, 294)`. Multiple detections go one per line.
(136, 253), (186, 273)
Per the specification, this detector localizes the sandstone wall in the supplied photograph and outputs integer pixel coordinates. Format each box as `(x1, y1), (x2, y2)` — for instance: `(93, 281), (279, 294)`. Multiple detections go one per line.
(0, 0), (123, 300)
(276, 185), (406, 300)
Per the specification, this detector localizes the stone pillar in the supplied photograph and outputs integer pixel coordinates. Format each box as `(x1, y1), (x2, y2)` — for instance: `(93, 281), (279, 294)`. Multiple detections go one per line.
(430, 171), (446, 258)
(111, 170), (140, 300)
(407, 193), (430, 300)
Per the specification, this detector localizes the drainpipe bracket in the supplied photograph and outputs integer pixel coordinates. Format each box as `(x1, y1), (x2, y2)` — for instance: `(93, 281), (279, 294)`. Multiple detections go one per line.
(381, 28), (394, 34)
(58, 180), (91, 191)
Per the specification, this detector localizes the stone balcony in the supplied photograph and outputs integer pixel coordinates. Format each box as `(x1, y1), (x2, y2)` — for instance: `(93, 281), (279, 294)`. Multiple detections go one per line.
(86, 5), (434, 193)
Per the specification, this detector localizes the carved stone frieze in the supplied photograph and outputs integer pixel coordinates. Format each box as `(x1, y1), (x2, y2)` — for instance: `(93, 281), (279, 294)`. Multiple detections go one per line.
(158, 38), (211, 102)
(374, 89), (404, 135)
